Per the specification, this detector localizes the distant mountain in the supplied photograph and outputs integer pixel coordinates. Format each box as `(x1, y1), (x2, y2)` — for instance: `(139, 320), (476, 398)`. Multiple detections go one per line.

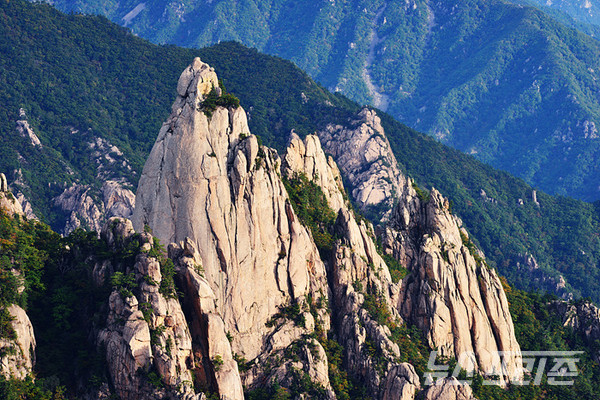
(3, 0), (600, 304)
(513, 0), (600, 28)
(41, 0), (600, 202)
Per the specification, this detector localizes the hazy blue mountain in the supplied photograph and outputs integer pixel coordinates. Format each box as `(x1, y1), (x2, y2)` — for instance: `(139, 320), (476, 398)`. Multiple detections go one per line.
(513, 0), (600, 28)
(4, 2), (600, 399)
(41, 0), (600, 202)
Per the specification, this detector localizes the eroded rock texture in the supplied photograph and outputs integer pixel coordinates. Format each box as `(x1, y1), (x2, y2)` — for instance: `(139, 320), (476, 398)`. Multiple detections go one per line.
(128, 59), (524, 399)
(133, 58), (333, 397)
(382, 182), (522, 382)
(318, 108), (406, 222)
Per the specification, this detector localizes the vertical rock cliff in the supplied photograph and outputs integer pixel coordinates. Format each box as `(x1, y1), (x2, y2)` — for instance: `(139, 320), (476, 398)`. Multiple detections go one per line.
(319, 108), (523, 383)
(382, 184), (522, 382)
(129, 59), (526, 398)
(133, 58), (333, 397)
(0, 176), (36, 380)
(283, 134), (420, 400)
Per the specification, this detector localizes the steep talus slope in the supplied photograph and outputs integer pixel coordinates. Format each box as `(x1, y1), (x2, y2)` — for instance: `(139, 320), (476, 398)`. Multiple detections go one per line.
(42, 0), (600, 201)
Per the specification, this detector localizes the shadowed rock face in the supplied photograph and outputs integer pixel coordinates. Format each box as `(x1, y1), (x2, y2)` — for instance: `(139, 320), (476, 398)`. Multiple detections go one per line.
(552, 299), (600, 362)
(283, 134), (420, 399)
(95, 218), (210, 400)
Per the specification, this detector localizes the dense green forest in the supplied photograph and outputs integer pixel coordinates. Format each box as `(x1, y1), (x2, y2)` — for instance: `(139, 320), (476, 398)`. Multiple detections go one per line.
(41, 0), (600, 202)
(509, 0), (600, 40)
(2, 0), (600, 303)
(2, 198), (600, 399)
(508, 0), (600, 30)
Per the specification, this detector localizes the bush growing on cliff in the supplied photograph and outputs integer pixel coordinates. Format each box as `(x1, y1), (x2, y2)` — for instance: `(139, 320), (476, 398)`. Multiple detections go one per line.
(199, 86), (241, 118)
(283, 173), (337, 255)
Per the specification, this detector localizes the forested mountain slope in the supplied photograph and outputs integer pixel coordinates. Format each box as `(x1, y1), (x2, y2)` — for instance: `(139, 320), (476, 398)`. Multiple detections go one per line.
(511, 0), (600, 28)
(2, 0), (600, 303)
(42, 0), (600, 202)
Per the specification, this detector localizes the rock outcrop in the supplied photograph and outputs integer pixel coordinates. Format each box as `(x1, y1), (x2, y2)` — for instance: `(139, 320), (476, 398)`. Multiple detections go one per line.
(133, 58), (332, 396)
(319, 107), (524, 384)
(96, 218), (202, 400)
(318, 108), (406, 222)
(423, 378), (478, 400)
(54, 184), (104, 234)
(0, 173), (24, 216)
(169, 239), (244, 400)
(127, 59), (529, 398)
(16, 109), (42, 148)
(283, 134), (420, 399)
(13, 192), (36, 220)
(0, 305), (36, 380)
(552, 300), (600, 362)
(283, 133), (347, 213)
(54, 180), (135, 235)
(382, 184), (523, 382)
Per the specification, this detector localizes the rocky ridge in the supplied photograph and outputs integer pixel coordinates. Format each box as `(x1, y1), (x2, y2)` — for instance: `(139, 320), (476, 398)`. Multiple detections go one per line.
(133, 58), (334, 397)
(0, 180), (37, 380)
(381, 178), (523, 383)
(283, 133), (421, 399)
(319, 109), (523, 382)
(96, 218), (208, 400)
(54, 179), (135, 235)
(0, 59), (526, 399)
(318, 108), (406, 222)
(127, 58), (528, 398)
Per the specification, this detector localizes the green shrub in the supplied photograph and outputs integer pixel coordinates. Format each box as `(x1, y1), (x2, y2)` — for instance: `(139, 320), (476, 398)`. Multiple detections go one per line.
(198, 86), (240, 118)
(283, 173), (337, 255)
(110, 271), (137, 299)
(212, 355), (224, 372)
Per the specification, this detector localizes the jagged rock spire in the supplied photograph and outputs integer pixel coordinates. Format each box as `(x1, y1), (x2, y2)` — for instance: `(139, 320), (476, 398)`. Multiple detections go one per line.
(133, 59), (332, 397)
(0, 173), (24, 216)
(321, 108), (523, 383)
(0, 173), (7, 192)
